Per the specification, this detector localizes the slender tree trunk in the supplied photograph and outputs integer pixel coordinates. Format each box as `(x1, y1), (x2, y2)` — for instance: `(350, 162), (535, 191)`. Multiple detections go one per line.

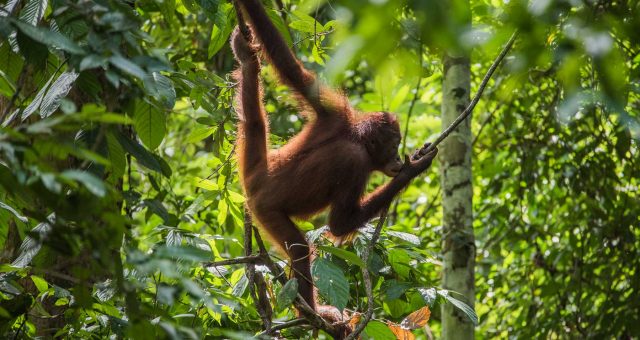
(440, 8), (475, 338)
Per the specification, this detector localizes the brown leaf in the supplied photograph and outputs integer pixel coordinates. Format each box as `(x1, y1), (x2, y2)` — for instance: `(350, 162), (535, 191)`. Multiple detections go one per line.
(400, 306), (431, 330)
(348, 312), (361, 328)
(387, 322), (415, 340)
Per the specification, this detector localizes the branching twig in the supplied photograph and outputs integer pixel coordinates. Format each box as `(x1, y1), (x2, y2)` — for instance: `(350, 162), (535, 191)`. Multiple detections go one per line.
(243, 210), (273, 331)
(349, 31), (519, 337)
(421, 31), (518, 154)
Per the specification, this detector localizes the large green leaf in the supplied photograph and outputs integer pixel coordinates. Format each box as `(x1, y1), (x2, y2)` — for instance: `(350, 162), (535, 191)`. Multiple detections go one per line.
(19, 0), (47, 25)
(109, 55), (146, 80)
(0, 41), (23, 97)
(60, 170), (106, 197)
(318, 245), (365, 267)
(113, 130), (167, 176)
(277, 278), (298, 311)
(363, 321), (396, 340)
(106, 131), (126, 179)
(207, 4), (233, 58)
(311, 258), (349, 311)
(133, 100), (166, 150)
(9, 18), (83, 54)
(145, 72), (176, 109)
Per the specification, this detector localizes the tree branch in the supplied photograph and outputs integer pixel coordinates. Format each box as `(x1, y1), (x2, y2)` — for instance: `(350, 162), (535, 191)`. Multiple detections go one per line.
(204, 254), (263, 267)
(346, 209), (389, 339)
(422, 31), (518, 154)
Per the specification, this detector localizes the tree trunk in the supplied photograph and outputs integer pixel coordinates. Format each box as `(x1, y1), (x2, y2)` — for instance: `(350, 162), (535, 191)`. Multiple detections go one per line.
(440, 34), (475, 340)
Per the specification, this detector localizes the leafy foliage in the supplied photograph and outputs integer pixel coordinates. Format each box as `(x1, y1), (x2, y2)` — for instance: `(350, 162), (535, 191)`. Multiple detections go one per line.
(0, 0), (637, 339)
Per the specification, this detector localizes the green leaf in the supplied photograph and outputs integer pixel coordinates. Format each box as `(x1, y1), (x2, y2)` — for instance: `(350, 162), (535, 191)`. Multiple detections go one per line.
(186, 127), (215, 143)
(106, 131), (126, 179)
(19, 0), (47, 25)
(12, 221), (51, 268)
(10, 18), (83, 54)
(438, 289), (478, 325)
(363, 321), (396, 340)
(289, 10), (318, 34)
(109, 55), (147, 80)
(155, 245), (212, 262)
(60, 170), (106, 197)
(311, 258), (349, 311)
(318, 245), (365, 267)
(232, 271), (248, 297)
(79, 55), (108, 71)
(277, 278), (298, 311)
(31, 275), (48, 293)
(208, 4), (233, 58)
(145, 72), (176, 109)
(133, 100), (165, 150)
(0, 41), (24, 97)
(0, 200), (28, 223)
(217, 198), (228, 226)
(143, 199), (171, 223)
(192, 177), (218, 191)
(383, 280), (413, 300)
(114, 130), (166, 176)
(386, 230), (420, 246)
(22, 71), (78, 119)
(388, 248), (411, 278)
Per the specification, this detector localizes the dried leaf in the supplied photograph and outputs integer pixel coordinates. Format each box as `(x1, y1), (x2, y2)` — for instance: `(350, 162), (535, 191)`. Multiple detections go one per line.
(387, 322), (415, 340)
(348, 312), (361, 328)
(400, 306), (431, 330)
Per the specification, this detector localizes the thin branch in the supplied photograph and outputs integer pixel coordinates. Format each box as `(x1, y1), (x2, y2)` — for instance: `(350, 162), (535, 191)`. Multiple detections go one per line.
(261, 318), (308, 335)
(346, 209), (388, 340)
(421, 31), (518, 154)
(400, 41), (424, 157)
(243, 209), (272, 331)
(204, 254), (263, 267)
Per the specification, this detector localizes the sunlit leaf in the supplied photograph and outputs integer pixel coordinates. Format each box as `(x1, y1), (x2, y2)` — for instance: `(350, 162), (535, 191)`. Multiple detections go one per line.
(133, 100), (165, 150)
(400, 306), (431, 330)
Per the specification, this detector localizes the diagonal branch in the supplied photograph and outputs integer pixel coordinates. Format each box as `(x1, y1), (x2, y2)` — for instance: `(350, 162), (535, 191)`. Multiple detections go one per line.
(422, 31), (518, 154)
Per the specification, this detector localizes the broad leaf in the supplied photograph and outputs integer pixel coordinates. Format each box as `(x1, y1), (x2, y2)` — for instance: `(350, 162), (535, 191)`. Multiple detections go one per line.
(133, 100), (165, 150)
(277, 278), (298, 310)
(10, 18), (83, 54)
(437, 289), (478, 325)
(311, 258), (349, 311)
(60, 170), (106, 197)
(318, 245), (365, 267)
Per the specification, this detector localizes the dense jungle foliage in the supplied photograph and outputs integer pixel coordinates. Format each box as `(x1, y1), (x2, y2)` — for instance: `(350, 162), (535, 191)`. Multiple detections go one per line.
(0, 0), (638, 338)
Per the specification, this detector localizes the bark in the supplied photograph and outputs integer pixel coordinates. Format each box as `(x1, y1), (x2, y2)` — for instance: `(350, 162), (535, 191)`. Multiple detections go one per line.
(440, 41), (475, 340)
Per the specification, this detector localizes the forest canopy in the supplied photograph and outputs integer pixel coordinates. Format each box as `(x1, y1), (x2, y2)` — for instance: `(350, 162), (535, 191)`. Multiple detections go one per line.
(0, 0), (638, 339)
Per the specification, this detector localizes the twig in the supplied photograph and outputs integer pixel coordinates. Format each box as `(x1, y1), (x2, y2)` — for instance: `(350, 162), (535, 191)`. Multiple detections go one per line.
(260, 318), (308, 335)
(421, 31), (518, 154)
(243, 209), (272, 331)
(346, 209), (388, 340)
(204, 254), (263, 267)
